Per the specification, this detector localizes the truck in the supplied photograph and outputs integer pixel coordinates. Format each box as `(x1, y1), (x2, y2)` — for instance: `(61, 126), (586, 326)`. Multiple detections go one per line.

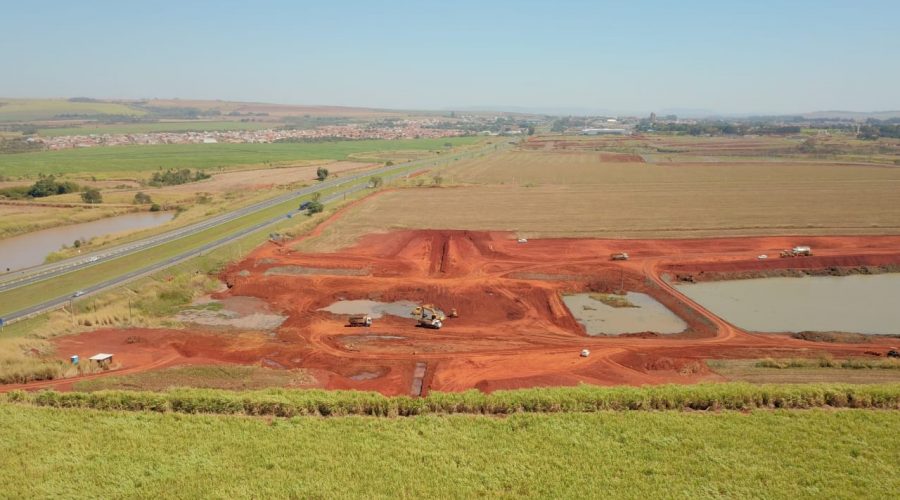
(780, 246), (812, 258)
(347, 314), (373, 327)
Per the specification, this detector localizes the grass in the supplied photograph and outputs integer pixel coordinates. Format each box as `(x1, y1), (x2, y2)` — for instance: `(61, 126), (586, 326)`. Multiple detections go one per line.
(0, 98), (144, 122)
(708, 359), (900, 384)
(0, 403), (898, 497)
(10, 383), (900, 415)
(755, 357), (900, 370)
(36, 120), (276, 137)
(0, 137), (482, 177)
(73, 365), (317, 392)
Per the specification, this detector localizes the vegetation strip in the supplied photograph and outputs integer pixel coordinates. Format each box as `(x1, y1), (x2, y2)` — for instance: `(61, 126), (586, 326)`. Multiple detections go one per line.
(2, 405), (896, 498)
(7, 383), (900, 416)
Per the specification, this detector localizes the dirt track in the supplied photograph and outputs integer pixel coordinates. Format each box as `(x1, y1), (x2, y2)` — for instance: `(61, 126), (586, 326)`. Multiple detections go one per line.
(16, 230), (900, 396)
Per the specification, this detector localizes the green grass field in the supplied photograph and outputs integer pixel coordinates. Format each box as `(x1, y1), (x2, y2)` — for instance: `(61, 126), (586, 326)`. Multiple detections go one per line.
(0, 403), (896, 497)
(36, 120), (277, 137)
(0, 137), (481, 177)
(0, 99), (144, 122)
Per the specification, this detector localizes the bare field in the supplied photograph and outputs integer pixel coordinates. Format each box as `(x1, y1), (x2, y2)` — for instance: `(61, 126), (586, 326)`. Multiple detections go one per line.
(447, 149), (900, 186)
(299, 150), (900, 250)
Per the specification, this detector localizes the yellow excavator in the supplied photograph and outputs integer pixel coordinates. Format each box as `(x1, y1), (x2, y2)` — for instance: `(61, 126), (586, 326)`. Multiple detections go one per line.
(411, 304), (446, 329)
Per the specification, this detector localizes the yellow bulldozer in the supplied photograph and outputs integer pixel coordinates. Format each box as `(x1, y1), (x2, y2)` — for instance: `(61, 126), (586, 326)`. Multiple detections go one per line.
(411, 304), (446, 329)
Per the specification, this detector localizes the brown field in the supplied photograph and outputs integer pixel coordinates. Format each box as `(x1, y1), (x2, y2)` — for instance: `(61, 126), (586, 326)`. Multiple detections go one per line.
(523, 133), (900, 164)
(298, 148), (900, 250)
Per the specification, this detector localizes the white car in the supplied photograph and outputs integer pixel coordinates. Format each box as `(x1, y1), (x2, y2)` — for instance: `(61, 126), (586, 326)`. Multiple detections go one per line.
(89, 256), (99, 263)
(517, 238), (528, 244)
(580, 349), (590, 358)
(72, 290), (85, 298)
(757, 254), (768, 260)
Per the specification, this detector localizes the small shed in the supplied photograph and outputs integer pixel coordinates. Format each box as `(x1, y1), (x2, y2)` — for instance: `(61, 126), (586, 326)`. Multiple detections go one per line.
(89, 353), (114, 368)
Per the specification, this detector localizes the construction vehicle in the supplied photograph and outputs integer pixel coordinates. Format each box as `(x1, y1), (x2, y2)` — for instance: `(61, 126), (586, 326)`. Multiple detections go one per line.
(610, 252), (629, 261)
(347, 314), (373, 327)
(780, 246), (812, 258)
(411, 304), (445, 329)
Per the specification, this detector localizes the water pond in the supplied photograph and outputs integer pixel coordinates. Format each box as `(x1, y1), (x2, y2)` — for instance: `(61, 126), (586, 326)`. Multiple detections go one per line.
(562, 292), (687, 336)
(676, 274), (900, 335)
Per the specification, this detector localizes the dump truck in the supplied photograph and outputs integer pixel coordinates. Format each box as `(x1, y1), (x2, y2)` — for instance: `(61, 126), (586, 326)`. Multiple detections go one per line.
(610, 252), (629, 261)
(347, 314), (373, 327)
(411, 304), (445, 329)
(780, 246), (812, 258)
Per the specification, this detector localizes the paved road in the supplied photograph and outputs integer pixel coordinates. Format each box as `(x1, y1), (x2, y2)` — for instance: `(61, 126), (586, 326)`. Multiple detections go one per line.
(0, 143), (505, 325)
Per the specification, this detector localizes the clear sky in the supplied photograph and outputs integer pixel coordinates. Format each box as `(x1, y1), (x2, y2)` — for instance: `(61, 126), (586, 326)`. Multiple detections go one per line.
(2, 0), (898, 114)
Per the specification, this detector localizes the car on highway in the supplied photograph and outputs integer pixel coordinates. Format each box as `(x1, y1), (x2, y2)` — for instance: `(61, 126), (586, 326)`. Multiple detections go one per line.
(72, 290), (85, 298)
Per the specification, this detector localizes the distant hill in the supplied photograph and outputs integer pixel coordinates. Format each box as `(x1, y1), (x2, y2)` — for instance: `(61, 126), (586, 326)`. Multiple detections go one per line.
(0, 97), (419, 123)
(800, 110), (900, 121)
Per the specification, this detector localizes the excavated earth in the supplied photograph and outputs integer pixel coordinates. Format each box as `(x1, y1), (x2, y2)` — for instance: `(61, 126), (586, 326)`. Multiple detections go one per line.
(18, 231), (900, 395)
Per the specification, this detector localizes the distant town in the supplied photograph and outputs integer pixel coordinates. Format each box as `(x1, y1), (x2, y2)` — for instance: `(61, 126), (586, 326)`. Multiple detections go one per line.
(33, 119), (475, 150)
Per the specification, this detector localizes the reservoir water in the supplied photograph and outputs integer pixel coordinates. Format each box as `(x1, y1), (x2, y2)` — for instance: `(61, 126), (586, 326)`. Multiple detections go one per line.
(0, 211), (174, 272)
(676, 274), (900, 335)
(562, 292), (687, 336)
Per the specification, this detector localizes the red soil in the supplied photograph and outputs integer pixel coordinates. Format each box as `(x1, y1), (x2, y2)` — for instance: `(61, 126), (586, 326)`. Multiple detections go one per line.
(16, 232), (900, 395)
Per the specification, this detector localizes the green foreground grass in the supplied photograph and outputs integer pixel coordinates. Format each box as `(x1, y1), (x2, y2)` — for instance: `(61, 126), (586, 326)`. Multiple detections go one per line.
(0, 137), (481, 177)
(0, 403), (897, 497)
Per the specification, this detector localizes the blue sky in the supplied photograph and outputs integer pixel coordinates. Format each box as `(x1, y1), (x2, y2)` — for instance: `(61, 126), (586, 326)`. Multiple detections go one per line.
(2, 0), (898, 114)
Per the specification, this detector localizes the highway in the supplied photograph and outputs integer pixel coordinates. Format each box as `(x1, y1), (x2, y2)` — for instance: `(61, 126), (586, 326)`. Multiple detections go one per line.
(0, 142), (504, 326)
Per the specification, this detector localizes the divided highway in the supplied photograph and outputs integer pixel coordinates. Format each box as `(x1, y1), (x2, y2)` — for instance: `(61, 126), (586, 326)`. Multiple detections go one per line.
(0, 143), (503, 326)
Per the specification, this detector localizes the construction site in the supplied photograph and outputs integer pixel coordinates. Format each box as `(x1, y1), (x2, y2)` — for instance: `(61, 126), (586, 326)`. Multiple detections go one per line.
(18, 226), (900, 396)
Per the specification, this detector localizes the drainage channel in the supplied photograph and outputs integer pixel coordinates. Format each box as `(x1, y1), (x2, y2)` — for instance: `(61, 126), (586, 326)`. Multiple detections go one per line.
(410, 362), (427, 396)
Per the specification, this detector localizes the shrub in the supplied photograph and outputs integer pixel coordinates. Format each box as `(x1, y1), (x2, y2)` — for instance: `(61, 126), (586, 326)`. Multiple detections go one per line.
(11, 383), (900, 417)
(133, 192), (153, 204)
(306, 201), (324, 215)
(81, 188), (103, 204)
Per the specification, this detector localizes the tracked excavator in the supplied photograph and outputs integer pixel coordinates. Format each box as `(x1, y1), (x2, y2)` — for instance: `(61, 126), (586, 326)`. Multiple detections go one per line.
(411, 304), (446, 329)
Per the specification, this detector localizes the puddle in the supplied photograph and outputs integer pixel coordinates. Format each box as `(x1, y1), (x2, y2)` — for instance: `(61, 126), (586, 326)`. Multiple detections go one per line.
(676, 274), (900, 335)
(349, 370), (384, 381)
(265, 266), (368, 277)
(562, 292), (687, 335)
(320, 300), (423, 319)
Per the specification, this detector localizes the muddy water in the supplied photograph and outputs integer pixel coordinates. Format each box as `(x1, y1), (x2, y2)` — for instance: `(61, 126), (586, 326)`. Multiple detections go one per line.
(320, 300), (423, 319)
(676, 274), (900, 335)
(0, 211), (174, 272)
(562, 293), (687, 335)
